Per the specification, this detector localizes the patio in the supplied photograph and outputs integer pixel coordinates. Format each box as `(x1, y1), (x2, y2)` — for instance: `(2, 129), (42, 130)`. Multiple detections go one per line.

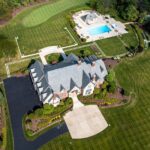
(73, 10), (128, 42)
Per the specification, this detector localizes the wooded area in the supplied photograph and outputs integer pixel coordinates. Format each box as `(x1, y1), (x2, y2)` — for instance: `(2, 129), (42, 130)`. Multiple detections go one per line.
(89, 0), (150, 22)
(0, 0), (49, 20)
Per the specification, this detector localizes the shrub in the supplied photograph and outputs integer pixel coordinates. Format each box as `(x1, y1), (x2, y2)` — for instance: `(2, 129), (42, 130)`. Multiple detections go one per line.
(28, 112), (36, 120)
(26, 129), (33, 136)
(93, 88), (100, 95)
(25, 119), (32, 126)
(101, 81), (108, 90)
(43, 104), (54, 115)
(81, 38), (86, 42)
(106, 70), (116, 83)
(34, 108), (43, 116)
(107, 81), (117, 93)
(66, 15), (76, 28)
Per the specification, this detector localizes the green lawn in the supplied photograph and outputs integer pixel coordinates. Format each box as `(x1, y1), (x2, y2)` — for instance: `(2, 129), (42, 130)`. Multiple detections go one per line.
(40, 50), (150, 150)
(97, 25), (139, 56)
(23, 0), (89, 27)
(0, 1), (89, 55)
(66, 46), (97, 57)
(0, 84), (14, 150)
(97, 36), (128, 56)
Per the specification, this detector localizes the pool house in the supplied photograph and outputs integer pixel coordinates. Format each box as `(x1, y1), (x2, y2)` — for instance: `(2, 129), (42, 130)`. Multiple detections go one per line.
(73, 10), (128, 42)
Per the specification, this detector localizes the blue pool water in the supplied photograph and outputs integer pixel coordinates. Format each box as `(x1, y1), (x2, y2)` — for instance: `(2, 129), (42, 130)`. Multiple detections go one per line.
(88, 25), (111, 36)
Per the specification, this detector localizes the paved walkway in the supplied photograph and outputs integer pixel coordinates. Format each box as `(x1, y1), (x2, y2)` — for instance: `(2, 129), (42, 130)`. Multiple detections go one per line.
(39, 46), (66, 65)
(69, 92), (84, 110)
(64, 93), (108, 139)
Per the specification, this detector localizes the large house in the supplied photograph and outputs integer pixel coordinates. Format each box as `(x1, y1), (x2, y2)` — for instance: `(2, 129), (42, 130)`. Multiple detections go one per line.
(30, 54), (107, 106)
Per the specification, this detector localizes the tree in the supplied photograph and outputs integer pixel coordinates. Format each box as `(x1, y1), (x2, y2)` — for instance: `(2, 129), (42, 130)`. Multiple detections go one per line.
(89, 0), (97, 9)
(138, 11), (147, 24)
(120, 5), (139, 21)
(43, 104), (54, 115)
(106, 70), (115, 83)
(107, 81), (117, 93)
(34, 108), (43, 116)
(143, 20), (150, 33)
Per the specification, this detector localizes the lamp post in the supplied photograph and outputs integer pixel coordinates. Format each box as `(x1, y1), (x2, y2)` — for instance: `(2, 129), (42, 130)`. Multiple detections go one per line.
(15, 36), (22, 57)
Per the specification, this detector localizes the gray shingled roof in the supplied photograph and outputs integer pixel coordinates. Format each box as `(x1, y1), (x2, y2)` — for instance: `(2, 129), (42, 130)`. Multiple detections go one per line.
(30, 54), (107, 99)
(45, 54), (107, 92)
(30, 61), (44, 81)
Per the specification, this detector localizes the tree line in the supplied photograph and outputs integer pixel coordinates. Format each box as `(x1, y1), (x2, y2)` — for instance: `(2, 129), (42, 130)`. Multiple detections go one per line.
(0, 0), (47, 20)
(89, 0), (150, 22)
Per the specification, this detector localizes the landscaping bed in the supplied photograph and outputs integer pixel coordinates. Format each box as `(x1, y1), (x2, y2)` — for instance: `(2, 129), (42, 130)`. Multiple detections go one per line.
(23, 98), (73, 139)
(46, 53), (63, 64)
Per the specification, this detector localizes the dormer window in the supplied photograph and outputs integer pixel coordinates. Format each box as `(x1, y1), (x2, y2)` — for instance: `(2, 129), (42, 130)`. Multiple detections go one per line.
(32, 73), (37, 77)
(31, 68), (35, 73)
(39, 87), (43, 93)
(37, 82), (42, 87)
(33, 77), (38, 83)
(100, 66), (104, 72)
(42, 93), (47, 99)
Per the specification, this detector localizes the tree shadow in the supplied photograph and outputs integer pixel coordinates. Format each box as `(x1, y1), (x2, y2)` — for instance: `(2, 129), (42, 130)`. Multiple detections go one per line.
(27, 59), (36, 69)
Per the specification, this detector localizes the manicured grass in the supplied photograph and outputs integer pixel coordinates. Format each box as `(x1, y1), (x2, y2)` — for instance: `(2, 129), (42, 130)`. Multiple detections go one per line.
(120, 25), (139, 48)
(0, 59), (7, 82)
(0, 2), (89, 55)
(97, 25), (139, 56)
(9, 57), (40, 76)
(66, 46), (97, 57)
(0, 85), (14, 150)
(40, 51), (150, 150)
(46, 54), (63, 64)
(97, 36), (127, 56)
(23, 0), (89, 27)
(9, 60), (30, 76)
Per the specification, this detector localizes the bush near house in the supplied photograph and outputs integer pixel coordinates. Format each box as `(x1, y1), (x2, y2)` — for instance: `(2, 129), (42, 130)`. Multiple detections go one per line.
(105, 69), (117, 93)
(46, 54), (63, 64)
(24, 98), (73, 138)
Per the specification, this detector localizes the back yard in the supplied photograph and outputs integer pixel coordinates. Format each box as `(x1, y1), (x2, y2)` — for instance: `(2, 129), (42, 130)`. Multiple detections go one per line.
(0, 0), (89, 55)
(97, 25), (139, 56)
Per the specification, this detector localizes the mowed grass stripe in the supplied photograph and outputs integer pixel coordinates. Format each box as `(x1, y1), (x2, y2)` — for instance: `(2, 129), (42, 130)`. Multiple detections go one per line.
(23, 0), (89, 27)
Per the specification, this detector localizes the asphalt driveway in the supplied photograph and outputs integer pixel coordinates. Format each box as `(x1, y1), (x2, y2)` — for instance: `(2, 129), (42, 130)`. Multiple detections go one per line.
(4, 76), (68, 150)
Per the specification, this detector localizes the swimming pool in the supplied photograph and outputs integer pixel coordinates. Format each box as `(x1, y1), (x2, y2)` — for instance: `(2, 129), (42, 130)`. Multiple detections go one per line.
(88, 25), (111, 36)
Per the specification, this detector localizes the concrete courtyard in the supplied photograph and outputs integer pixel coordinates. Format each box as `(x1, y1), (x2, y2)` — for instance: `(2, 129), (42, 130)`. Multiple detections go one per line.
(64, 94), (108, 139)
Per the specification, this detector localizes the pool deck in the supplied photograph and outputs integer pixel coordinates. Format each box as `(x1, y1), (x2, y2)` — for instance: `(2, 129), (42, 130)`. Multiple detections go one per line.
(73, 10), (128, 42)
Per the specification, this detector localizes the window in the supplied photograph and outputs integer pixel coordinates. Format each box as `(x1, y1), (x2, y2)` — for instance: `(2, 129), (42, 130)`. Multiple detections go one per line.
(85, 89), (92, 95)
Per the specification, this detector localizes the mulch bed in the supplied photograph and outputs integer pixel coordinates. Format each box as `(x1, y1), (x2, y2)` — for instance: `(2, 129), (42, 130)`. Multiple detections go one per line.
(107, 87), (128, 100)
(103, 58), (119, 69)
(80, 87), (129, 108)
